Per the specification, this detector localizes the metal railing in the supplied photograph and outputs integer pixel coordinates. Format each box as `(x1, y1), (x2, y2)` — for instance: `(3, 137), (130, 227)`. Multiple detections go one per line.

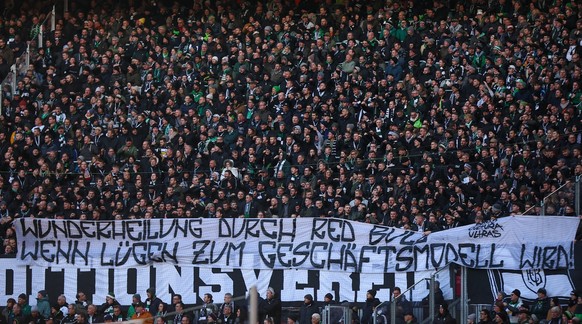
(521, 177), (580, 217)
(0, 4), (56, 115)
(367, 264), (461, 324)
(321, 305), (352, 324)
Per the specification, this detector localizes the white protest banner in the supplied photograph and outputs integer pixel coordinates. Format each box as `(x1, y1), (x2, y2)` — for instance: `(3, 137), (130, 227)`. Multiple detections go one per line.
(13, 216), (579, 273)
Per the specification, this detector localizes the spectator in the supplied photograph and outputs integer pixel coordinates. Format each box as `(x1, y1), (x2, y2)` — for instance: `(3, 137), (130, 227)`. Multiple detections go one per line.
(145, 288), (162, 316)
(299, 294), (318, 324)
(99, 293), (119, 317)
(530, 288), (551, 320)
(260, 288), (281, 324)
(131, 303), (153, 324)
(127, 294), (143, 320)
(199, 293), (218, 324)
(361, 290), (380, 324)
(17, 294), (31, 317)
(433, 303), (455, 324)
(505, 289), (522, 324)
(35, 291), (50, 320)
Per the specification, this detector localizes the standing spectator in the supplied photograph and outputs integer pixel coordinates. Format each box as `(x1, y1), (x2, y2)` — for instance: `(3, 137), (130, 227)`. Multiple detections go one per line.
(17, 294), (31, 317)
(3, 298), (16, 323)
(299, 295), (318, 324)
(530, 289), (550, 320)
(361, 290), (380, 324)
(199, 294), (218, 324)
(35, 291), (50, 320)
(505, 290), (522, 323)
(260, 288), (281, 324)
(145, 288), (162, 315)
(433, 303), (455, 324)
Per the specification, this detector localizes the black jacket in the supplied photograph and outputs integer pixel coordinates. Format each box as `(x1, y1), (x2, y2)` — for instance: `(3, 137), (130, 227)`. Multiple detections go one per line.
(260, 297), (281, 324)
(361, 297), (380, 324)
(299, 301), (318, 324)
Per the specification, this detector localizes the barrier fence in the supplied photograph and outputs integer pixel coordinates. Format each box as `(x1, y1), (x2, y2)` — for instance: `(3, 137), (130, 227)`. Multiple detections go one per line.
(0, 4), (56, 115)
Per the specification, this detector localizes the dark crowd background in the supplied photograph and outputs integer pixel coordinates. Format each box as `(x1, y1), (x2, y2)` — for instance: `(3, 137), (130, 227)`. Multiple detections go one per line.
(0, 0), (581, 259)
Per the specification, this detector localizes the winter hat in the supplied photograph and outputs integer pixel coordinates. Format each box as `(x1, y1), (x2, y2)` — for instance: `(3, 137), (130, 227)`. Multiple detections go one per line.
(106, 293), (116, 300)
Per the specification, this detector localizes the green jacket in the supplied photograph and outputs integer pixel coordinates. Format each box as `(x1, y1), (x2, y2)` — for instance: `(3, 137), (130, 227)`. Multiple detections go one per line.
(36, 297), (51, 319)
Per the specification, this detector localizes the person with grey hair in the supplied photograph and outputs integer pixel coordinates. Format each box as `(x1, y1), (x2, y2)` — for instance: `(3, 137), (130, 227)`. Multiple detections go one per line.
(311, 313), (320, 324)
(260, 288), (281, 324)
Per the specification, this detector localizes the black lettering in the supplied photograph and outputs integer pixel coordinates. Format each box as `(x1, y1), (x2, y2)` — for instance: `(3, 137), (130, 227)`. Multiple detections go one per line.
(311, 218), (327, 240)
(227, 242), (245, 266)
(310, 242), (327, 268)
(444, 243), (459, 264)
(20, 241), (38, 260)
(192, 240), (210, 264)
(115, 241), (132, 266)
(125, 221), (143, 241)
(100, 242), (113, 266)
(369, 226), (392, 245)
(327, 243), (343, 270)
(218, 219), (232, 237)
(542, 246), (557, 269)
(413, 244), (430, 270)
(112, 222), (126, 240)
(244, 219), (260, 238)
(145, 219), (159, 240)
(395, 246), (413, 271)
(80, 221), (96, 238)
(519, 244), (534, 269)
(131, 242), (148, 265)
(258, 241), (276, 268)
(377, 246), (397, 272)
(40, 241), (56, 263)
(343, 243), (358, 272)
(489, 244), (504, 267)
(457, 244), (476, 267)
(188, 219), (203, 238)
(148, 242), (165, 262)
(430, 243), (446, 268)
(72, 241), (89, 266)
(52, 220), (68, 238)
(260, 219), (278, 240)
(292, 241), (310, 266)
(96, 222), (112, 239)
(174, 219), (188, 237)
(66, 221), (83, 239)
(36, 220), (52, 238)
(19, 218), (38, 237)
(159, 219), (176, 239)
(56, 240), (72, 264)
(399, 231), (418, 245)
(474, 245), (489, 268)
(327, 219), (343, 242)
(358, 246), (376, 273)
(279, 219), (296, 242)
(277, 243), (293, 267)
(162, 242), (179, 264)
(210, 241), (228, 264)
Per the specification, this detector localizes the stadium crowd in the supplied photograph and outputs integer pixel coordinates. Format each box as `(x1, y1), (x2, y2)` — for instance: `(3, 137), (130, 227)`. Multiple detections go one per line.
(0, 0), (581, 262)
